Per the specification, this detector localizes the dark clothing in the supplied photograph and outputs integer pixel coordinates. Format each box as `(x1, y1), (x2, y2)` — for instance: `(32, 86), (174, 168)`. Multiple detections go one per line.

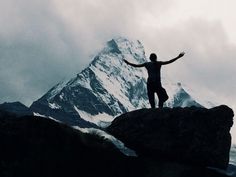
(147, 81), (168, 108)
(144, 61), (162, 84)
(125, 53), (183, 108)
(144, 61), (168, 108)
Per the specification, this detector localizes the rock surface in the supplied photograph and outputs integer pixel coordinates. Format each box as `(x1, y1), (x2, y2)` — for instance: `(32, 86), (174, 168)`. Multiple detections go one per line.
(107, 105), (234, 169)
(0, 111), (140, 177)
(0, 108), (234, 177)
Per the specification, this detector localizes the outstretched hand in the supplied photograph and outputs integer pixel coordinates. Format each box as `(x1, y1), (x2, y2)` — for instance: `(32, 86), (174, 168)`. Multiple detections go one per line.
(123, 59), (129, 64)
(178, 52), (185, 58)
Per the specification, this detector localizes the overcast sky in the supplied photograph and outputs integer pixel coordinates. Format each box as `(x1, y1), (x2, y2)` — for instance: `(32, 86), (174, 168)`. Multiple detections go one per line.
(0, 0), (236, 141)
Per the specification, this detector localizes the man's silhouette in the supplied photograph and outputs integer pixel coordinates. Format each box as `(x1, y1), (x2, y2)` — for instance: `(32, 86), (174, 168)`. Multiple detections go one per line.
(124, 52), (185, 108)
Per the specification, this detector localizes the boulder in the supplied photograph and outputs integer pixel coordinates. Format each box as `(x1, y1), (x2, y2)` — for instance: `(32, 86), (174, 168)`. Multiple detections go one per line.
(0, 107), (234, 177)
(107, 105), (234, 169)
(0, 112), (140, 177)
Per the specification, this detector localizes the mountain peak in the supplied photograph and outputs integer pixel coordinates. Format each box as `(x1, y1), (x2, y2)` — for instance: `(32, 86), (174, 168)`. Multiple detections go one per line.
(97, 37), (146, 64)
(106, 39), (122, 54)
(31, 37), (205, 127)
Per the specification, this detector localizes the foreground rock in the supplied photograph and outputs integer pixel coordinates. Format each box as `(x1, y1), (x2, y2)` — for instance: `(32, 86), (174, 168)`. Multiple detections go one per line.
(0, 111), (140, 177)
(107, 105), (234, 170)
(0, 107), (234, 177)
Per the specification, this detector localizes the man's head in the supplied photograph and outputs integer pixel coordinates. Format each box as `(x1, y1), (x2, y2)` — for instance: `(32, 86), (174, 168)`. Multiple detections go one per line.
(150, 53), (157, 62)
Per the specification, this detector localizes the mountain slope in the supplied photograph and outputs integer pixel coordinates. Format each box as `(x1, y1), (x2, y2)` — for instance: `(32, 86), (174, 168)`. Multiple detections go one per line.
(0, 102), (33, 117)
(30, 37), (205, 127)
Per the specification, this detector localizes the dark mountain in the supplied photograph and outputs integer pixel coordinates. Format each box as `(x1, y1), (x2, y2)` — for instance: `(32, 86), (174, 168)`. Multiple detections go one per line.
(0, 102), (32, 117)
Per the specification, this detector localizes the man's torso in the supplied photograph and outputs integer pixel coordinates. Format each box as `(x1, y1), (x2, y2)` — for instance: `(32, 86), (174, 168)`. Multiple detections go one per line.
(144, 61), (162, 84)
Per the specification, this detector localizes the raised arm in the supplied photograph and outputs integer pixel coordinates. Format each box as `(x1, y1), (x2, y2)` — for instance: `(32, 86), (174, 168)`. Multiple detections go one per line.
(123, 59), (146, 68)
(161, 52), (185, 65)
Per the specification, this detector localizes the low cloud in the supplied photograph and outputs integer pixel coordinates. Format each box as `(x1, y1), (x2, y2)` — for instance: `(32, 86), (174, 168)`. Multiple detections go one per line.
(0, 0), (88, 104)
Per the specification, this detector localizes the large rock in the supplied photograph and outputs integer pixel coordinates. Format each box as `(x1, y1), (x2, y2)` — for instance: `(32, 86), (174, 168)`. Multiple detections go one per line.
(107, 105), (234, 170)
(0, 112), (140, 177)
(0, 109), (233, 177)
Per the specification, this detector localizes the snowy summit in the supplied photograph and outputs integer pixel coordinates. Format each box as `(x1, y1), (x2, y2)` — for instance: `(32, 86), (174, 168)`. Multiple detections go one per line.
(30, 37), (212, 127)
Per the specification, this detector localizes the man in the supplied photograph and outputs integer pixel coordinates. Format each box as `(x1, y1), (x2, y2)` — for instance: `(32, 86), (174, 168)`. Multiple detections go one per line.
(123, 52), (185, 108)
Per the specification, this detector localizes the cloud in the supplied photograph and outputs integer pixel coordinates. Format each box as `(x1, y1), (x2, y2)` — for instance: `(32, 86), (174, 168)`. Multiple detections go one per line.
(0, 0), (175, 105)
(0, 0), (88, 105)
(0, 0), (235, 109)
(53, 0), (175, 49)
(151, 18), (236, 105)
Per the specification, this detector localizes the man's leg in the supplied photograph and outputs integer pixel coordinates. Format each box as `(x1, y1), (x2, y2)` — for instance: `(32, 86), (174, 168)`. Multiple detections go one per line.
(157, 86), (168, 108)
(158, 100), (164, 108)
(147, 83), (155, 108)
(161, 87), (169, 102)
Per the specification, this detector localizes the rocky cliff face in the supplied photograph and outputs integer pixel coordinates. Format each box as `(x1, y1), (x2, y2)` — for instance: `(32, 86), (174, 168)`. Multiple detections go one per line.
(107, 105), (234, 170)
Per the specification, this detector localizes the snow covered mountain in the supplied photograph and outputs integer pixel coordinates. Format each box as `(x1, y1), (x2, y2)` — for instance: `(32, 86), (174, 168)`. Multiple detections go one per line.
(30, 37), (209, 127)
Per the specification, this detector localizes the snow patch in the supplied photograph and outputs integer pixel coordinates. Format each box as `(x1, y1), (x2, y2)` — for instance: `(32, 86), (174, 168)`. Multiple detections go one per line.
(48, 116), (62, 123)
(33, 112), (62, 123)
(49, 103), (61, 109)
(33, 112), (47, 117)
(47, 81), (68, 101)
(74, 106), (114, 127)
(73, 126), (137, 157)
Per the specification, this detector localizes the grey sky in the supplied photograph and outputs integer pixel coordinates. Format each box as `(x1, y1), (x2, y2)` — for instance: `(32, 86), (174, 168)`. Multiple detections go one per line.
(0, 0), (235, 140)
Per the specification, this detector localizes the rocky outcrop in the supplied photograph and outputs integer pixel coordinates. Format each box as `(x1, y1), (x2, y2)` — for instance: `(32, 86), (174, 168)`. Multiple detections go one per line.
(0, 111), (141, 177)
(107, 105), (234, 170)
(0, 107), (234, 177)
